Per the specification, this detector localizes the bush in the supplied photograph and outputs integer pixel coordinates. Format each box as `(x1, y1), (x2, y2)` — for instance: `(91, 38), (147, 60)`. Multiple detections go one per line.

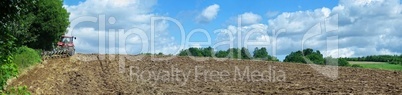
(0, 56), (19, 90)
(253, 47), (277, 61)
(0, 46), (41, 90)
(1, 86), (30, 95)
(351, 64), (362, 68)
(284, 48), (324, 64)
(158, 52), (164, 56)
(325, 57), (350, 66)
(338, 58), (350, 66)
(390, 61), (402, 65)
(12, 46), (41, 71)
(1, 46), (40, 91)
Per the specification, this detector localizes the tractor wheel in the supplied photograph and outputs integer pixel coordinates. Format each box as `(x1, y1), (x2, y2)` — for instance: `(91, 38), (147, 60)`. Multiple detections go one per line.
(68, 49), (75, 56)
(68, 47), (75, 56)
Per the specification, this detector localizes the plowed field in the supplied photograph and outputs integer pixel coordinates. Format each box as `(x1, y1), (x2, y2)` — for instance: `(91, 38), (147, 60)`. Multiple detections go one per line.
(8, 54), (402, 94)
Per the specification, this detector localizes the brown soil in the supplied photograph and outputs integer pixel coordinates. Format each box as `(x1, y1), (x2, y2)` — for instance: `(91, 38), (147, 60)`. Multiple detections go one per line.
(8, 54), (402, 94)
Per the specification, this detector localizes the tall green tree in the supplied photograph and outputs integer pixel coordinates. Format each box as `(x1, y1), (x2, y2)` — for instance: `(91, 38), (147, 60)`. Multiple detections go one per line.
(227, 48), (240, 59)
(215, 50), (229, 58)
(1, 0), (37, 49)
(240, 47), (251, 59)
(188, 47), (203, 56)
(202, 46), (213, 57)
(284, 51), (305, 63)
(178, 49), (188, 56)
(25, 0), (70, 50)
(253, 47), (269, 59)
(0, 0), (38, 90)
(284, 48), (324, 64)
(325, 57), (350, 66)
(253, 47), (279, 61)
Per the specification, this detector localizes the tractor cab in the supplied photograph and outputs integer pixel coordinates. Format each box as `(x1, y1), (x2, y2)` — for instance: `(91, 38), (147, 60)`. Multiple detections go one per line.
(62, 37), (72, 43)
(57, 35), (76, 47)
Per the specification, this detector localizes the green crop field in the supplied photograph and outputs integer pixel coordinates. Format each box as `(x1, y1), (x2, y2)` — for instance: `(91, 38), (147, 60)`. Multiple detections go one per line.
(349, 61), (402, 71)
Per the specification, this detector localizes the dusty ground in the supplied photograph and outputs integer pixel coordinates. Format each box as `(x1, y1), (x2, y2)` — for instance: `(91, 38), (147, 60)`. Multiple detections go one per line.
(8, 54), (402, 94)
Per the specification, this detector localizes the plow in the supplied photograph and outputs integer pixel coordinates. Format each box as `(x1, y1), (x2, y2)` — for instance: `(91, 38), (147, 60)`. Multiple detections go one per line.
(41, 35), (76, 60)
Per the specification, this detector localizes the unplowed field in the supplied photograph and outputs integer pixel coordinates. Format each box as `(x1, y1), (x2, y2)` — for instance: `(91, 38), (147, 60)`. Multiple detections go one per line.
(8, 54), (402, 94)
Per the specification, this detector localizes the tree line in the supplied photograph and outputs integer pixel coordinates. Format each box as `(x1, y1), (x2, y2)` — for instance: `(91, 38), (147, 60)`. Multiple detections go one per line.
(343, 55), (402, 65)
(178, 47), (279, 61)
(283, 48), (349, 66)
(178, 47), (351, 66)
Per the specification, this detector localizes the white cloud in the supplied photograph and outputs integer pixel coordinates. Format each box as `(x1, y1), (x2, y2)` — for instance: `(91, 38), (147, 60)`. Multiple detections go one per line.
(265, 0), (402, 57)
(265, 11), (280, 18)
(267, 7), (332, 34)
(202, 4), (220, 19)
(217, 0), (402, 59)
(379, 48), (399, 55)
(256, 35), (270, 42)
(196, 4), (220, 23)
(112, 0), (133, 7)
(326, 48), (355, 58)
(240, 12), (262, 25)
(216, 24), (271, 50)
(65, 0), (181, 55)
(218, 24), (268, 39)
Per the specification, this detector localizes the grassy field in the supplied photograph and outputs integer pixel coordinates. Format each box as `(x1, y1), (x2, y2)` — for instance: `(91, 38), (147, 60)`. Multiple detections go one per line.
(349, 61), (402, 71)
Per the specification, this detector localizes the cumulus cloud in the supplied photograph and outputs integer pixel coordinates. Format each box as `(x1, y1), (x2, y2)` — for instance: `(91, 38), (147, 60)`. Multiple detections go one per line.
(217, 0), (402, 59)
(265, 11), (280, 18)
(65, 0), (181, 54)
(267, 7), (333, 34)
(196, 4), (220, 23)
(266, 0), (402, 57)
(326, 48), (355, 58)
(225, 12), (263, 26)
(239, 12), (262, 25)
(215, 24), (272, 51)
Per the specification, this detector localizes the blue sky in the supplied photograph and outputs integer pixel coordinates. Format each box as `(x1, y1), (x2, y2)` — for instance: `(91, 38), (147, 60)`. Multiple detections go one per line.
(63, 0), (402, 61)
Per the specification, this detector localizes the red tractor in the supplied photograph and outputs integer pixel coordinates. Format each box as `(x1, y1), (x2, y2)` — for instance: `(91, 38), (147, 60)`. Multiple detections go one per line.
(41, 35), (76, 59)
(57, 35), (76, 56)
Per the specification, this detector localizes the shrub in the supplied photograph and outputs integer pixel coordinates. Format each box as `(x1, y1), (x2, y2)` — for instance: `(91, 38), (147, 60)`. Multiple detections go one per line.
(351, 64), (362, 68)
(1, 86), (30, 95)
(253, 47), (279, 61)
(12, 46), (41, 71)
(1, 46), (40, 91)
(0, 56), (19, 90)
(158, 52), (164, 56)
(325, 57), (350, 66)
(284, 48), (324, 64)
(338, 58), (350, 66)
